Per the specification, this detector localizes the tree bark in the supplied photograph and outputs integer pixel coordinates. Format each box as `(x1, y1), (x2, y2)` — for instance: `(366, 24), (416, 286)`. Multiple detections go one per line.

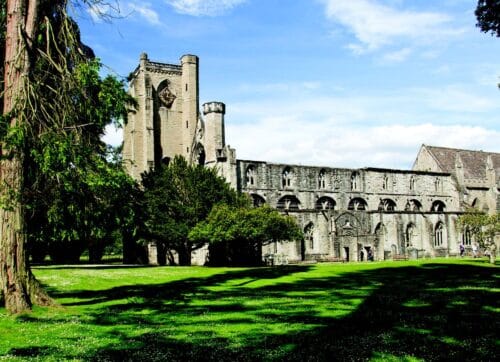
(1, 0), (54, 313)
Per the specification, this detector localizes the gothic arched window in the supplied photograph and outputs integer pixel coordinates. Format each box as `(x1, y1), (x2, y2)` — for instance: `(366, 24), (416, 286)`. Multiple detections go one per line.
(315, 196), (335, 211)
(250, 194), (265, 207)
(246, 165), (256, 186)
(435, 177), (442, 192)
(282, 167), (293, 188)
(434, 222), (444, 247)
(348, 197), (367, 211)
(462, 226), (472, 246)
(409, 176), (416, 191)
(277, 195), (300, 210)
(382, 175), (389, 190)
(350, 171), (360, 191)
(405, 199), (422, 211)
(318, 169), (326, 189)
(304, 223), (314, 250)
(406, 223), (416, 248)
(378, 198), (396, 211)
(431, 200), (446, 212)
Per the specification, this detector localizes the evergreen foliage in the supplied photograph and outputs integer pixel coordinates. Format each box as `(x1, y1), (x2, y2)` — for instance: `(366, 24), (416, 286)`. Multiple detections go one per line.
(189, 204), (303, 266)
(475, 0), (500, 37)
(140, 155), (245, 265)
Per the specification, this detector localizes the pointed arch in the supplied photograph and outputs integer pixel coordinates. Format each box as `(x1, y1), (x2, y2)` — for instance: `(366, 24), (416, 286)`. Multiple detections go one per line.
(348, 197), (367, 211)
(282, 167), (293, 188)
(318, 169), (327, 189)
(405, 199), (422, 211)
(245, 165), (256, 186)
(277, 195), (300, 210)
(431, 200), (446, 212)
(304, 222), (314, 250)
(316, 196), (336, 211)
(378, 198), (396, 211)
(434, 222), (445, 247)
(250, 193), (265, 207)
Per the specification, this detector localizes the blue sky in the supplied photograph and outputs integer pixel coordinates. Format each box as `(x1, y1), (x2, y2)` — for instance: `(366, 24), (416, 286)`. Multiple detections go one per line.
(76, 0), (499, 169)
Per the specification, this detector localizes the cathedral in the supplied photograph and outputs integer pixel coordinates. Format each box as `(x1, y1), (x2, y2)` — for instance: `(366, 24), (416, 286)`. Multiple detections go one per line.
(123, 54), (500, 265)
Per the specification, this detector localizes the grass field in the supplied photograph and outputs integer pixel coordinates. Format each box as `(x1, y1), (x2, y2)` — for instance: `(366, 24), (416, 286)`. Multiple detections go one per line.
(0, 259), (498, 361)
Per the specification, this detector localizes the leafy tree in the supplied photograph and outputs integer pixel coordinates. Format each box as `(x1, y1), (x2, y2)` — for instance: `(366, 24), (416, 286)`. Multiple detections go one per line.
(457, 209), (499, 264)
(24, 59), (138, 264)
(141, 156), (244, 265)
(475, 0), (500, 37)
(189, 204), (303, 266)
(0, 0), (134, 313)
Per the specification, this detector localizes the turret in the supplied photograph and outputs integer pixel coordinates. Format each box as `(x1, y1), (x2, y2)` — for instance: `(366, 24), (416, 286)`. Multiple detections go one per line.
(203, 101), (226, 164)
(181, 55), (199, 160)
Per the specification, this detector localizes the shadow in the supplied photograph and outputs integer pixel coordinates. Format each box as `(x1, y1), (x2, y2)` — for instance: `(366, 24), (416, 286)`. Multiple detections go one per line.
(33, 264), (154, 270)
(10, 262), (500, 361)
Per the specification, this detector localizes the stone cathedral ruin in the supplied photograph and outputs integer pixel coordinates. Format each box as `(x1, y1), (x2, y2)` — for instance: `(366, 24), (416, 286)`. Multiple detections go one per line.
(123, 54), (500, 265)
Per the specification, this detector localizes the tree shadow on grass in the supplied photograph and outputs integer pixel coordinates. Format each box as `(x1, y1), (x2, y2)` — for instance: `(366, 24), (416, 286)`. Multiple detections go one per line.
(10, 263), (500, 361)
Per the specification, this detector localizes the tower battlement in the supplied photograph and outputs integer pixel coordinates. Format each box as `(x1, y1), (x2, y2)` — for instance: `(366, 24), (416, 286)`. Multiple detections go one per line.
(203, 102), (225, 115)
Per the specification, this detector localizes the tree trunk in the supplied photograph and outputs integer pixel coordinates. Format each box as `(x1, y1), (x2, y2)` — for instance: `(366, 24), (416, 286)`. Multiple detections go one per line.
(1, 0), (54, 313)
(178, 245), (192, 266)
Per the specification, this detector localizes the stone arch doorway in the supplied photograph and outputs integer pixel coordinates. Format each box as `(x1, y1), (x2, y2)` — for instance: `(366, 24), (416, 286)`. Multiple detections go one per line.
(335, 213), (360, 262)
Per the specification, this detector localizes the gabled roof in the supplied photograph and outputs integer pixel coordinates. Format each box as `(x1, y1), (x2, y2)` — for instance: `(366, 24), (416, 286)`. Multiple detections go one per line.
(424, 145), (500, 180)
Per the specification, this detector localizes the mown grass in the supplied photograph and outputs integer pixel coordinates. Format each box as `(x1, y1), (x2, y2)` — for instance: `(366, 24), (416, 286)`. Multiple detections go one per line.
(0, 258), (498, 361)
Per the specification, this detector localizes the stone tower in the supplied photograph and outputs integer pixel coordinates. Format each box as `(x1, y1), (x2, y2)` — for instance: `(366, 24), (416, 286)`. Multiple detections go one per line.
(123, 53), (232, 182)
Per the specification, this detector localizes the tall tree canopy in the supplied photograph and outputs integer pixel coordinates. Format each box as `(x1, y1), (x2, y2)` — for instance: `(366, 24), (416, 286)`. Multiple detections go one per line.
(0, 0), (135, 313)
(140, 156), (245, 266)
(189, 204), (303, 266)
(475, 0), (500, 37)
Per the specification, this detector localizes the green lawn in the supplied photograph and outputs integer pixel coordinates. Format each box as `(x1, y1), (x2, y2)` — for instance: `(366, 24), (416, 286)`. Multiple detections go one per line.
(0, 259), (498, 361)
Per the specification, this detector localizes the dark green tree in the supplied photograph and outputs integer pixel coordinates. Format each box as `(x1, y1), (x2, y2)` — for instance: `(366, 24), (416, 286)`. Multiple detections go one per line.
(0, 0), (135, 313)
(141, 155), (244, 266)
(25, 60), (138, 264)
(475, 0), (500, 37)
(189, 204), (303, 266)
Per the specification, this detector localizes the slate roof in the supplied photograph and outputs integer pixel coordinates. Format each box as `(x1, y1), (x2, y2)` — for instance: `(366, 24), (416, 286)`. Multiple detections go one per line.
(425, 145), (500, 180)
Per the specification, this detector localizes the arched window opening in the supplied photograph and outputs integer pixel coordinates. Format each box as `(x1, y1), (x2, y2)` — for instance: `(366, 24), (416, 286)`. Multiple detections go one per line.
(318, 170), (326, 189)
(250, 194), (265, 207)
(434, 222), (444, 247)
(378, 198), (396, 211)
(282, 167), (293, 188)
(406, 223), (416, 248)
(195, 145), (205, 165)
(277, 195), (300, 210)
(350, 171), (360, 191)
(304, 223), (314, 250)
(246, 165), (256, 186)
(405, 199), (422, 211)
(431, 200), (446, 212)
(462, 227), (472, 246)
(348, 197), (367, 211)
(435, 177), (442, 192)
(315, 196), (336, 211)
(410, 176), (416, 191)
(382, 175), (389, 190)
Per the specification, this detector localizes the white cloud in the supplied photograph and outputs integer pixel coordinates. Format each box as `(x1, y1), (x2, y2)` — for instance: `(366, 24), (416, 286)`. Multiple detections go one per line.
(321, 0), (462, 54)
(226, 118), (500, 169)
(381, 47), (412, 63)
(102, 124), (123, 147)
(165, 0), (246, 17)
(414, 85), (498, 113)
(86, 2), (159, 25)
(127, 2), (160, 25)
(222, 80), (500, 168)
